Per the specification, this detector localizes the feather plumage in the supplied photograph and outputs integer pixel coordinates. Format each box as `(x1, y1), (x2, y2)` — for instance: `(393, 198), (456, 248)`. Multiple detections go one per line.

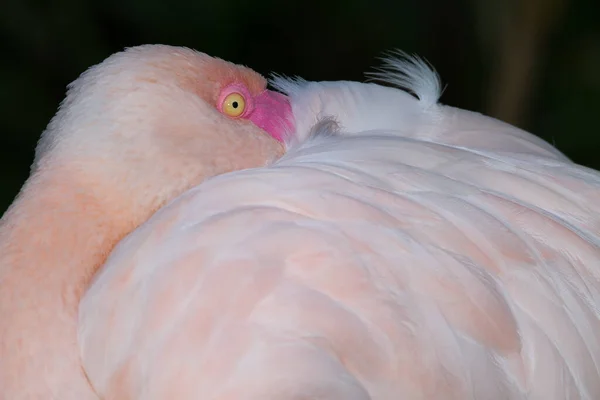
(79, 106), (600, 399)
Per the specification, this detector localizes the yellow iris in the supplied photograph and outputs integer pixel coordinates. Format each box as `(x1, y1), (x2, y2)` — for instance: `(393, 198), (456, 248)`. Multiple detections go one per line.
(221, 92), (246, 117)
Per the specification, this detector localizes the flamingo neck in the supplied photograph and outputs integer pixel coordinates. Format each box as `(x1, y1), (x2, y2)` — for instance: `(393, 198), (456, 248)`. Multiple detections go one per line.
(0, 168), (133, 399)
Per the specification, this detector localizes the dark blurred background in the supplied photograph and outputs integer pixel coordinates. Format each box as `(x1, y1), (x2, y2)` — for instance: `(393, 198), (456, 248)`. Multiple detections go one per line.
(1, 0), (598, 213)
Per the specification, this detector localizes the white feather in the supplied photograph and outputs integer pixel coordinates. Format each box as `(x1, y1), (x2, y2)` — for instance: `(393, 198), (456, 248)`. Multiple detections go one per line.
(365, 49), (443, 107)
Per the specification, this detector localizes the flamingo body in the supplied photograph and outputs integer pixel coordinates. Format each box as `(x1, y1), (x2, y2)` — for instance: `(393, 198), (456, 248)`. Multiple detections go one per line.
(79, 61), (600, 398)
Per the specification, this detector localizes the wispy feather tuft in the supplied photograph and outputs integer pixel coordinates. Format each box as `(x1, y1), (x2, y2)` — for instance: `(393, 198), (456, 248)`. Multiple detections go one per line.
(268, 73), (309, 98)
(365, 50), (444, 107)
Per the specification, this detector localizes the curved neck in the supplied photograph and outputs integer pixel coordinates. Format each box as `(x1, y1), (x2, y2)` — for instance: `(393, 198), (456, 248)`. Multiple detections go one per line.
(0, 170), (123, 289)
(0, 169), (128, 399)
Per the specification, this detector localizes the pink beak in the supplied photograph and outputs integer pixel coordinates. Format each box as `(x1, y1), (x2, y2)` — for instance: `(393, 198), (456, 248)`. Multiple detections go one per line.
(248, 90), (295, 143)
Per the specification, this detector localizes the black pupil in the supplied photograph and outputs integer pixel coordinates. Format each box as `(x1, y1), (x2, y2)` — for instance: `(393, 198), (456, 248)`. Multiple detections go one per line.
(232, 101), (239, 108)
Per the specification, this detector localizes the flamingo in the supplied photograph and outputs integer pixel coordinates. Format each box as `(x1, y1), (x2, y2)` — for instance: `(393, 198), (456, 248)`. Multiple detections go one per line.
(0, 45), (294, 399)
(79, 53), (600, 398)
(2, 44), (599, 399)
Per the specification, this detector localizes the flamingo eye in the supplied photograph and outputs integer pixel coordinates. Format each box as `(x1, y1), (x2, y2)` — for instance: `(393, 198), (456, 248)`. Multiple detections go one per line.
(221, 92), (246, 118)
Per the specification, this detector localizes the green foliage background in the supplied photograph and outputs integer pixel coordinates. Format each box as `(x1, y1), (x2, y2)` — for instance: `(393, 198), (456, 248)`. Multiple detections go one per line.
(1, 0), (599, 213)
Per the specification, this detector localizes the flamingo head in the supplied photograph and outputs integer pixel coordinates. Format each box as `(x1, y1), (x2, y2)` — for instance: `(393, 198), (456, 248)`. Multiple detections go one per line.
(28, 44), (295, 227)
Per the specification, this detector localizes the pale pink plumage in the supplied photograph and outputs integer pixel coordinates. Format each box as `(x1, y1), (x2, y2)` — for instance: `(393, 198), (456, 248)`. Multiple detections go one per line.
(78, 54), (600, 399)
